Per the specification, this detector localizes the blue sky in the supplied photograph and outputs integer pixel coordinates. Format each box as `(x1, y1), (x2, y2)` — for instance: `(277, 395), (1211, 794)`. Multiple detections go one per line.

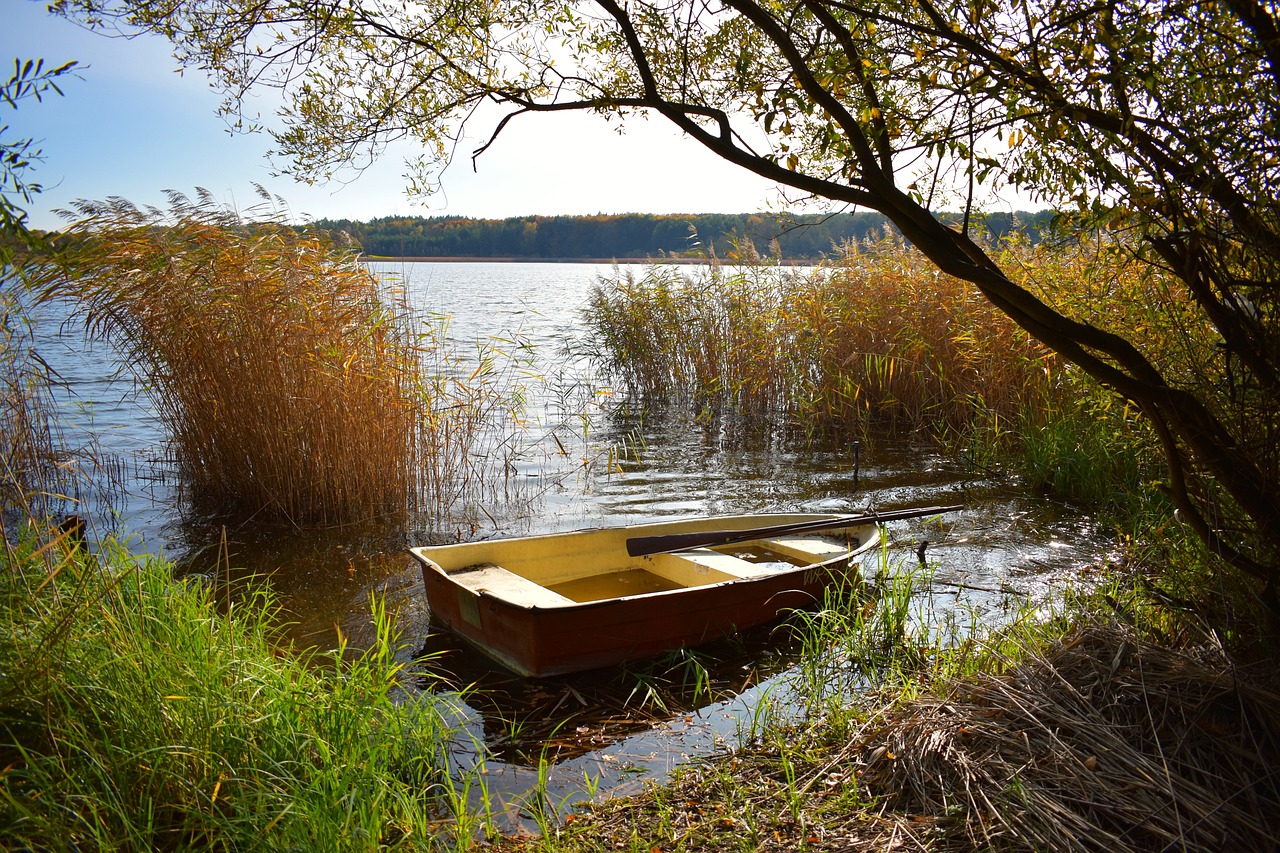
(3, 0), (792, 230)
(5, 1), (1041, 230)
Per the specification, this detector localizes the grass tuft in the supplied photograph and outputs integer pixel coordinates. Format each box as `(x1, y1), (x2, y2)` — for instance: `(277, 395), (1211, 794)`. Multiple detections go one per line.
(0, 527), (469, 850)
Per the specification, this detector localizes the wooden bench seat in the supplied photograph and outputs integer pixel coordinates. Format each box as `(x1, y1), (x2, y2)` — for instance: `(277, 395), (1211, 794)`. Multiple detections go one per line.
(448, 564), (575, 608)
(761, 535), (861, 563)
(664, 534), (858, 579)
(669, 548), (772, 579)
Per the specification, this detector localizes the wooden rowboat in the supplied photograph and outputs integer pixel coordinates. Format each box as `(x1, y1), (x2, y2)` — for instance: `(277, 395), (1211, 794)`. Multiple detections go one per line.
(409, 513), (881, 677)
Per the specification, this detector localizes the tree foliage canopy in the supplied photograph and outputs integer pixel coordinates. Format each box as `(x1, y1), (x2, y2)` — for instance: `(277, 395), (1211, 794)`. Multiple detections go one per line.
(2, 57), (77, 261)
(53, 0), (1280, 611)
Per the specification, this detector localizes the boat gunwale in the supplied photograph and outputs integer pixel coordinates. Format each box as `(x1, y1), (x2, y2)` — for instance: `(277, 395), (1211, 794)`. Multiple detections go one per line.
(410, 516), (880, 614)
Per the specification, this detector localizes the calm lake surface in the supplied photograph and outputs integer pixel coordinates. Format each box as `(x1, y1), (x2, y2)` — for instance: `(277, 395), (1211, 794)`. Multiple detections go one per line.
(34, 260), (1112, 829)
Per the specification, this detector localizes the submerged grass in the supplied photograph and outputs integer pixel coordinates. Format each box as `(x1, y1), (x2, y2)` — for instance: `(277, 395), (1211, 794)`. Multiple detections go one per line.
(0, 522), (478, 851)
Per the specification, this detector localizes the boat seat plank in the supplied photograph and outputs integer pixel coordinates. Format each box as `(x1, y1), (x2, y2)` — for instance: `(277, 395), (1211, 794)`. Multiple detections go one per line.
(762, 536), (859, 563)
(672, 548), (771, 579)
(448, 564), (574, 608)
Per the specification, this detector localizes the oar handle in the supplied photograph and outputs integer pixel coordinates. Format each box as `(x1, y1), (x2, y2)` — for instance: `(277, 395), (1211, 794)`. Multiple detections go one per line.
(625, 504), (963, 557)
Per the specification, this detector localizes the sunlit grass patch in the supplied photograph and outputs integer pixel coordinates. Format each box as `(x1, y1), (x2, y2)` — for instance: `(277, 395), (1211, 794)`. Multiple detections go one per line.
(0, 526), (481, 850)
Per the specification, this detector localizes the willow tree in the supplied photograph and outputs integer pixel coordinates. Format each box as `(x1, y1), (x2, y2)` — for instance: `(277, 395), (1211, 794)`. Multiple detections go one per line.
(55, 0), (1280, 612)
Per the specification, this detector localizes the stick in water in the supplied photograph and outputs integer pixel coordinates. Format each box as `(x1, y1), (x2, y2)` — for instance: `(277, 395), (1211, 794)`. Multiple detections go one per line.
(625, 504), (964, 557)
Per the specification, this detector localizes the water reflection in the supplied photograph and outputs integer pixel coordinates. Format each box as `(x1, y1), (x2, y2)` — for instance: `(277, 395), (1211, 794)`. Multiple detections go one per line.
(30, 261), (1113, 833)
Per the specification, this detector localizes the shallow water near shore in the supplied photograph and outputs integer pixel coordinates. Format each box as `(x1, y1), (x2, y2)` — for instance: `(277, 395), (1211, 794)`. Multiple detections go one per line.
(31, 260), (1113, 831)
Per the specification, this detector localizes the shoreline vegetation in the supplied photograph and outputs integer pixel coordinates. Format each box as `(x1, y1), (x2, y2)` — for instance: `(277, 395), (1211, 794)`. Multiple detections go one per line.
(317, 211), (1056, 263)
(540, 619), (1280, 852)
(4, 209), (1279, 849)
(27, 195), (528, 528)
(364, 255), (815, 265)
(0, 535), (480, 850)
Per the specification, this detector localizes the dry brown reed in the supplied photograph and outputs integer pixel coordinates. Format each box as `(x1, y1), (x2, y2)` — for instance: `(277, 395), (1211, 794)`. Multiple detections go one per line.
(854, 622), (1280, 851)
(802, 238), (1058, 439)
(585, 238), (1059, 445)
(39, 191), (509, 527)
(0, 284), (74, 525)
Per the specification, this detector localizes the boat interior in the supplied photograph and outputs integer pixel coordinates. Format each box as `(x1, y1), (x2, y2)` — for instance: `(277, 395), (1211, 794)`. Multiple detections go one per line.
(434, 529), (870, 608)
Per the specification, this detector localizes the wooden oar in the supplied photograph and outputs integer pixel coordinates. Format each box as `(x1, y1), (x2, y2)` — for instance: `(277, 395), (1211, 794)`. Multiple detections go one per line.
(625, 504), (963, 558)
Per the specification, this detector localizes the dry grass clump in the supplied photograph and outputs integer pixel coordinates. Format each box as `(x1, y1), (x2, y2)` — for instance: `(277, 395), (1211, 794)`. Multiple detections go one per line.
(853, 622), (1280, 851)
(585, 238), (1058, 444)
(39, 191), (495, 527)
(544, 623), (1280, 852)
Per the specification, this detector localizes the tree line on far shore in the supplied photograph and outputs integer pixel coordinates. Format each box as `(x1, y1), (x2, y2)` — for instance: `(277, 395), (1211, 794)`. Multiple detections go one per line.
(315, 210), (1055, 260)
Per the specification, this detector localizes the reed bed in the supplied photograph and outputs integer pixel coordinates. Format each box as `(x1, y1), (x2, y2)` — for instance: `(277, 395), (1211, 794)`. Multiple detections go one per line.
(585, 239), (1059, 445)
(1, 286), (57, 516)
(40, 192), (518, 527)
(0, 282), (86, 528)
(585, 239), (1176, 515)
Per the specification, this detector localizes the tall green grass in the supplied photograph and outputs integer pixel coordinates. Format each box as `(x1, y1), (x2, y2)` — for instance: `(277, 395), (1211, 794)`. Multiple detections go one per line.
(0, 528), (473, 850)
(38, 191), (522, 528)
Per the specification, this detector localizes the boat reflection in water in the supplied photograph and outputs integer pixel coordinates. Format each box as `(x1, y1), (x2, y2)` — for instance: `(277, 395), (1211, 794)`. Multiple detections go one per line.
(415, 598), (828, 770)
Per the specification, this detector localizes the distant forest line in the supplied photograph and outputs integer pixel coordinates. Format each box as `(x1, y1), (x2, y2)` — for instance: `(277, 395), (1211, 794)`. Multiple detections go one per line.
(316, 210), (1056, 261)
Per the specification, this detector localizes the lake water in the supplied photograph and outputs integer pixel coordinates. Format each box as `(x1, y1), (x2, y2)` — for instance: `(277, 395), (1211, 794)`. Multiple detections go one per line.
(29, 260), (1112, 830)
